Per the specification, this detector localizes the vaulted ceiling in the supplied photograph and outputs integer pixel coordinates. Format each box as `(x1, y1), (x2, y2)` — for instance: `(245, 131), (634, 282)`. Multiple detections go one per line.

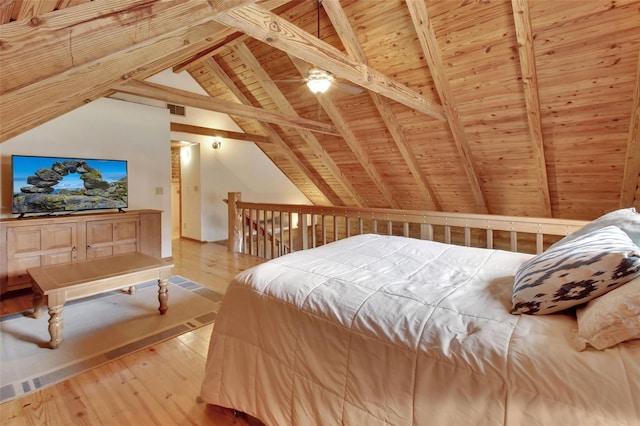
(1, 0), (638, 220)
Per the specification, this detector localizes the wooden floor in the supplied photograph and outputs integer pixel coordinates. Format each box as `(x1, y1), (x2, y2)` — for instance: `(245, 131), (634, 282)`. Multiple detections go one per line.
(0, 239), (266, 426)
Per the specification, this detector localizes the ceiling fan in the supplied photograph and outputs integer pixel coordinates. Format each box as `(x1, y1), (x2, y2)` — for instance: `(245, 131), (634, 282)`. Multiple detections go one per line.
(288, 67), (363, 95)
(273, 0), (363, 96)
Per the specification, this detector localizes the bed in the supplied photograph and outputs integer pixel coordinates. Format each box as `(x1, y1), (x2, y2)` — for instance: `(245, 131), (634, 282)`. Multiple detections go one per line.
(201, 216), (640, 425)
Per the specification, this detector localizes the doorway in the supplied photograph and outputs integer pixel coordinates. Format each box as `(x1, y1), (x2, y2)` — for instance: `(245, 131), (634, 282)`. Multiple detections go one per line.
(170, 144), (182, 240)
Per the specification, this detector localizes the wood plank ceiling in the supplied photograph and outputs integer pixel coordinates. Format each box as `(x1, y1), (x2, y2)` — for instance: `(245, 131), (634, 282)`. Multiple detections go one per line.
(1, 0), (638, 220)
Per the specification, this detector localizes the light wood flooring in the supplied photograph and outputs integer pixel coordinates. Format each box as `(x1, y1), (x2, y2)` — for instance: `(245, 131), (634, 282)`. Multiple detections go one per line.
(0, 239), (266, 426)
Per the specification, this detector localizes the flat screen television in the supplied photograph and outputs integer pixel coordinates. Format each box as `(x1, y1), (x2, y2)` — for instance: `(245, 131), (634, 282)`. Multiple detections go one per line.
(12, 155), (128, 216)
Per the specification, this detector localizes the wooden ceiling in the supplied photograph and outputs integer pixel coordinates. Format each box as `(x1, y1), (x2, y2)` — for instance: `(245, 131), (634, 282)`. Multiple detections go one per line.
(1, 0), (639, 220)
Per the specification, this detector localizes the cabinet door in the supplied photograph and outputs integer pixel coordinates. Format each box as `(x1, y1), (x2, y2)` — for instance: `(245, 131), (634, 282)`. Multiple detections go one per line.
(6, 223), (77, 288)
(86, 218), (138, 258)
(6, 226), (41, 286)
(41, 224), (78, 264)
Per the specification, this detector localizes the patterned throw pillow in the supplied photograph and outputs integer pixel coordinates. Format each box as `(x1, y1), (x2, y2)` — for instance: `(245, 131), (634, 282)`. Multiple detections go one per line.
(573, 277), (640, 351)
(550, 207), (640, 249)
(511, 226), (640, 315)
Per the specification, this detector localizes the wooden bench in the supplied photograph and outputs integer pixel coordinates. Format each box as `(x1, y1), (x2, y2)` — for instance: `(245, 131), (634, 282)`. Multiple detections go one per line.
(27, 252), (174, 349)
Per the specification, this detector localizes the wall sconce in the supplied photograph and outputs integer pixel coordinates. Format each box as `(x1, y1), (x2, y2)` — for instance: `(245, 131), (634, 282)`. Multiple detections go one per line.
(211, 137), (222, 150)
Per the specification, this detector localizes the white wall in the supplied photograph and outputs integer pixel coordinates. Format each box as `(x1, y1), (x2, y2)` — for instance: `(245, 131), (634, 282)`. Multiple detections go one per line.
(1, 69), (311, 247)
(0, 98), (173, 258)
(151, 70), (310, 243)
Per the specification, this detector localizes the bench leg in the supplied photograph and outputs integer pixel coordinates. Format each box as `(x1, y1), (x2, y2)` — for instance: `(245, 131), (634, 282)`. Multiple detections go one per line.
(121, 286), (137, 295)
(33, 290), (45, 319)
(158, 278), (169, 315)
(48, 304), (64, 349)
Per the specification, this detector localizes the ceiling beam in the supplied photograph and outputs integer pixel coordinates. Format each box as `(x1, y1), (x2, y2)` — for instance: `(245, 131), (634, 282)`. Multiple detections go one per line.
(114, 79), (339, 136)
(172, 32), (247, 74)
(212, 3), (447, 121)
(233, 42), (365, 207)
(172, 0), (292, 73)
(289, 56), (399, 209)
(204, 57), (338, 206)
(620, 48), (640, 208)
(1, 0), (158, 95)
(511, 0), (553, 218)
(406, 0), (489, 214)
(322, 0), (442, 211)
(170, 123), (271, 144)
(0, 0), (253, 142)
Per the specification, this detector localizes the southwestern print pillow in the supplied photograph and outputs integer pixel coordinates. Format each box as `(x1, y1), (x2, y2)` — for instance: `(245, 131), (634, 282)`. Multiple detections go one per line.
(511, 226), (640, 315)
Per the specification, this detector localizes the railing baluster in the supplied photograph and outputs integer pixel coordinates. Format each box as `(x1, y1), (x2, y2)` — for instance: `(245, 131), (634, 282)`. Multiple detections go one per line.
(536, 233), (544, 254)
(249, 208), (256, 256)
(420, 223), (433, 240)
(270, 210), (276, 260)
(288, 211), (293, 254)
(322, 215), (327, 245)
(225, 192), (588, 258)
(279, 211), (284, 257)
(311, 214), (317, 248)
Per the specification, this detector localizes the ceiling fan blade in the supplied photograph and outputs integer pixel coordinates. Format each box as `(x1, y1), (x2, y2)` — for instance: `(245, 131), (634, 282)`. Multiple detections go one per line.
(334, 81), (364, 95)
(272, 79), (307, 83)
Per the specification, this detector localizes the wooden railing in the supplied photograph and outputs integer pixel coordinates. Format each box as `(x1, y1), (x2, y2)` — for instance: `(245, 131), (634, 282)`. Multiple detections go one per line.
(226, 192), (588, 260)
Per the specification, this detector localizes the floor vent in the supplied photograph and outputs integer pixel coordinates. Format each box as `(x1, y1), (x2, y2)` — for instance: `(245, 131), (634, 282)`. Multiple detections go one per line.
(167, 103), (186, 116)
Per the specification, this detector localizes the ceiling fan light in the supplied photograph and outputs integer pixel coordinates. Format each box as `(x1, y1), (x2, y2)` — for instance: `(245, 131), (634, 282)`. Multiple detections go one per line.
(307, 78), (331, 94)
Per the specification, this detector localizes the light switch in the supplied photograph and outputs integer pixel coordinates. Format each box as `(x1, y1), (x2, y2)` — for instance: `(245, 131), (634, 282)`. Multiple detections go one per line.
(155, 187), (164, 195)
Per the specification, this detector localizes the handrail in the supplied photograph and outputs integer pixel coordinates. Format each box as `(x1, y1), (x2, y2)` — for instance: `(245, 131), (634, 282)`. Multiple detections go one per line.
(226, 192), (588, 259)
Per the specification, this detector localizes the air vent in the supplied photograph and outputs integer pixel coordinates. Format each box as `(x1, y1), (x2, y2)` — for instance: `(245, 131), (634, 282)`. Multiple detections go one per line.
(167, 103), (186, 116)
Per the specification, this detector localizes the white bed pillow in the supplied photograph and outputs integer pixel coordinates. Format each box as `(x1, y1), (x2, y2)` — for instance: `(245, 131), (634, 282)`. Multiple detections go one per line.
(511, 225), (640, 315)
(550, 207), (640, 249)
(573, 277), (640, 351)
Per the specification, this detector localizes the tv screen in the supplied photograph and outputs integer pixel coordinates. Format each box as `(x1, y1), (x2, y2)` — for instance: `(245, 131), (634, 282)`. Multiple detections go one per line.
(12, 155), (128, 216)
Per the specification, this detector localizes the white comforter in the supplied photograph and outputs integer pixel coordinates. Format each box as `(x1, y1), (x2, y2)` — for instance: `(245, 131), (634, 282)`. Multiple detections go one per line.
(201, 234), (640, 425)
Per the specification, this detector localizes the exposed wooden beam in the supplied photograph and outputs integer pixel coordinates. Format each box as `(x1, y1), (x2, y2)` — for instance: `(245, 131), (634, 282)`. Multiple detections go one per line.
(511, 0), (552, 218)
(212, 3), (447, 121)
(170, 123), (270, 144)
(172, 0), (292, 73)
(204, 57), (338, 206)
(234, 42), (365, 207)
(322, 0), (442, 211)
(116, 79), (339, 136)
(0, 0), (230, 95)
(172, 32), (247, 74)
(406, 0), (489, 214)
(4, 0), (57, 22)
(289, 56), (399, 209)
(620, 47), (640, 207)
(0, 0), (252, 142)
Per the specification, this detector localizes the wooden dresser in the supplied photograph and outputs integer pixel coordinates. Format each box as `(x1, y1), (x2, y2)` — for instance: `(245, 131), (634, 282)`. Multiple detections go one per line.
(0, 209), (162, 295)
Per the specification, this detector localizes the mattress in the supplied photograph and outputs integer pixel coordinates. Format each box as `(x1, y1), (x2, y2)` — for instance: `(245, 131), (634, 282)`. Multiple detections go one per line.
(200, 234), (640, 425)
